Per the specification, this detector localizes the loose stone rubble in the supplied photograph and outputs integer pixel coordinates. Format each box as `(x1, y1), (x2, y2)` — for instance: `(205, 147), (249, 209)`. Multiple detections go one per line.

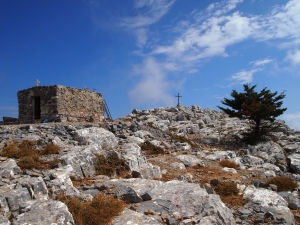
(0, 105), (300, 224)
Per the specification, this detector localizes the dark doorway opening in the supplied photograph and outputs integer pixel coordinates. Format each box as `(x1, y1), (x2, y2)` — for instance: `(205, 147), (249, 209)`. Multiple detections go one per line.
(34, 96), (41, 119)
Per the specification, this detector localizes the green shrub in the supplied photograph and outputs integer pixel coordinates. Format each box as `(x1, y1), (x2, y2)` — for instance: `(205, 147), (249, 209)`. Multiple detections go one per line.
(219, 159), (238, 170)
(266, 176), (298, 192)
(139, 140), (164, 155)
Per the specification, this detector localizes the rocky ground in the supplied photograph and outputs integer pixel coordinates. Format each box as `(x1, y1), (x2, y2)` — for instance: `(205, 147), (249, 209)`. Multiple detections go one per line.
(0, 105), (300, 225)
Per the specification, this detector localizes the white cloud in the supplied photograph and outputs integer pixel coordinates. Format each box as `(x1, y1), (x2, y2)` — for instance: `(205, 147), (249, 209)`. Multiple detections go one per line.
(135, 28), (148, 48)
(152, 0), (300, 65)
(153, 11), (254, 62)
(121, 0), (176, 28)
(281, 111), (300, 131)
(250, 59), (273, 67)
(253, 0), (300, 44)
(129, 57), (176, 107)
(228, 68), (261, 86)
(286, 49), (300, 65)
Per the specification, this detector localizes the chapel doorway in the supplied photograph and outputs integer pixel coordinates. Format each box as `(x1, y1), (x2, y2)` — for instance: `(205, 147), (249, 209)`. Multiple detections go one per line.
(34, 96), (41, 120)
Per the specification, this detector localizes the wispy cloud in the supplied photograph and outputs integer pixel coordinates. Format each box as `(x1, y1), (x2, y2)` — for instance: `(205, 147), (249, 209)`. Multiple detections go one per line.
(228, 68), (261, 86)
(121, 0), (176, 29)
(281, 111), (300, 131)
(129, 57), (177, 107)
(135, 28), (148, 48)
(152, 0), (300, 66)
(286, 49), (300, 65)
(250, 59), (273, 67)
(126, 0), (300, 106)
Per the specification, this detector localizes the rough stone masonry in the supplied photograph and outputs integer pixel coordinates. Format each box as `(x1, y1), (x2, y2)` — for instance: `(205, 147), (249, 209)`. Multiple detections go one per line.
(17, 85), (104, 123)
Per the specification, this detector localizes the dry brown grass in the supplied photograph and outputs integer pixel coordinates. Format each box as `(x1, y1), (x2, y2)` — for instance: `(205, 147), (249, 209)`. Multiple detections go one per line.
(168, 127), (178, 132)
(219, 159), (239, 170)
(40, 142), (61, 155)
(1, 140), (37, 159)
(57, 193), (126, 225)
(72, 177), (95, 187)
(215, 181), (239, 198)
(167, 133), (199, 148)
(265, 176), (298, 192)
(220, 195), (247, 208)
(95, 153), (129, 177)
(291, 208), (300, 224)
(0, 140), (61, 170)
(139, 140), (164, 155)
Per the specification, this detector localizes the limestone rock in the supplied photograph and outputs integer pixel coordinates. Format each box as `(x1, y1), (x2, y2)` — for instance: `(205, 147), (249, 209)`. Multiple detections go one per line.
(60, 145), (102, 179)
(112, 208), (160, 225)
(105, 178), (236, 225)
(176, 155), (206, 168)
(73, 127), (118, 148)
(15, 199), (74, 225)
(121, 143), (161, 179)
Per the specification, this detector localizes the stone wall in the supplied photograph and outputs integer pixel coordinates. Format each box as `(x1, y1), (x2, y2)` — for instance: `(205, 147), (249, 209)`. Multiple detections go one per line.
(18, 85), (104, 124)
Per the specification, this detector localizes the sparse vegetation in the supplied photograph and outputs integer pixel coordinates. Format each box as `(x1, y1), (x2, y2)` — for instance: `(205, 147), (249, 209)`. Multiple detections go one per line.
(0, 140), (61, 170)
(41, 142), (61, 155)
(265, 176), (298, 192)
(147, 122), (159, 130)
(95, 153), (129, 177)
(139, 140), (164, 155)
(214, 181), (239, 196)
(219, 159), (239, 170)
(167, 133), (199, 148)
(168, 127), (178, 132)
(57, 193), (126, 225)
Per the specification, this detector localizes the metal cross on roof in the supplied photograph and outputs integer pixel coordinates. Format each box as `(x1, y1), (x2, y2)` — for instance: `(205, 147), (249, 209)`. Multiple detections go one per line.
(175, 93), (182, 107)
(35, 79), (40, 86)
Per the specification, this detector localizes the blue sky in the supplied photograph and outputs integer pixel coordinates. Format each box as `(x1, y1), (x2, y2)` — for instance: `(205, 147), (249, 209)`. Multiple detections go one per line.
(1, 0), (300, 130)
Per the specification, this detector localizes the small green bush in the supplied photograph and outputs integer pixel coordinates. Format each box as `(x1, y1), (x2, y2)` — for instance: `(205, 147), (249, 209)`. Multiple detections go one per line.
(266, 176), (298, 192)
(139, 140), (164, 155)
(219, 159), (239, 170)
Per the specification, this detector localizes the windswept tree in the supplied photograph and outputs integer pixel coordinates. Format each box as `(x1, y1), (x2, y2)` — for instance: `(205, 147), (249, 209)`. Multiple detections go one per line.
(218, 84), (287, 142)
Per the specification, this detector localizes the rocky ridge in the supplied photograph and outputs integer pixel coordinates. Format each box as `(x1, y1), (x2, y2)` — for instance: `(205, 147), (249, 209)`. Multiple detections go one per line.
(0, 105), (300, 224)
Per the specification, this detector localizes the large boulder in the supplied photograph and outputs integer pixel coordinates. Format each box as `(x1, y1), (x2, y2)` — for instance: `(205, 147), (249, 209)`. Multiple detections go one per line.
(112, 208), (160, 225)
(105, 179), (236, 225)
(121, 143), (161, 179)
(14, 199), (74, 225)
(243, 185), (294, 224)
(288, 154), (300, 173)
(176, 155), (206, 168)
(73, 127), (118, 148)
(60, 145), (103, 179)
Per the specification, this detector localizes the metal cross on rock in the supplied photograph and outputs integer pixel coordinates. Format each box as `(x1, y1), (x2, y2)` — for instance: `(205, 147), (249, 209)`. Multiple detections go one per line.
(175, 93), (182, 107)
(35, 79), (40, 86)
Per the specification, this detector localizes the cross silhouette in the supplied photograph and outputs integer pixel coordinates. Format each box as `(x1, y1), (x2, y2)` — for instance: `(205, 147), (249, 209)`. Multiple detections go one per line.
(35, 79), (40, 86)
(175, 93), (182, 107)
